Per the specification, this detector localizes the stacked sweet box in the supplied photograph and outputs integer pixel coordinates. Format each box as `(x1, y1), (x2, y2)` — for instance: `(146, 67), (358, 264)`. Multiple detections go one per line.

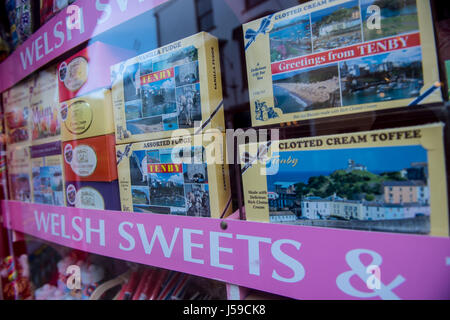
(59, 42), (132, 210)
(29, 65), (64, 206)
(30, 141), (64, 206)
(6, 144), (31, 202)
(62, 134), (120, 210)
(3, 79), (32, 202)
(112, 32), (232, 218)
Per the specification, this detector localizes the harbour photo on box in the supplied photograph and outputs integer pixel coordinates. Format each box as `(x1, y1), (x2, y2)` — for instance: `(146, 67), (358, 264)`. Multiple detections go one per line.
(340, 46), (423, 105)
(266, 145), (431, 234)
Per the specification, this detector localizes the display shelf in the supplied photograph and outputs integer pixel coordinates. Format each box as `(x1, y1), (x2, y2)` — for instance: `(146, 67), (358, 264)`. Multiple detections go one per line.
(2, 200), (449, 300)
(0, 0), (169, 93)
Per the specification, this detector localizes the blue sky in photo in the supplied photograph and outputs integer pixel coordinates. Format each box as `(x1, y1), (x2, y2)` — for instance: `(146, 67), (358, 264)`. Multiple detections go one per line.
(160, 149), (175, 163)
(148, 150), (160, 161)
(268, 145), (427, 174)
(150, 172), (184, 185)
(272, 14), (310, 30)
(311, 0), (360, 23)
(133, 150), (146, 164)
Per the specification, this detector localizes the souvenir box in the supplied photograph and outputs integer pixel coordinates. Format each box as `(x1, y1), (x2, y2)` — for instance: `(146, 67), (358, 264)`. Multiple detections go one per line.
(239, 123), (448, 237)
(65, 180), (121, 210)
(57, 41), (133, 103)
(6, 144), (31, 202)
(116, 133), (231, 218)
(30, 65), (61, 145)
(62, 134), (117, 182)
(111, 32), (225, 144)
(31, 141), (65, 206)
(60, 88), (115, 142)
(2, 79), (31, 145)
(243, 0), (442, 126)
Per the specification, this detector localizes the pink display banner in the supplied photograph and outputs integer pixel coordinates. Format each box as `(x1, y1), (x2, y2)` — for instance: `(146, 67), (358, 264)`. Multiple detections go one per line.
(2, 200), (450, 300)
(0, 0), (169, 93)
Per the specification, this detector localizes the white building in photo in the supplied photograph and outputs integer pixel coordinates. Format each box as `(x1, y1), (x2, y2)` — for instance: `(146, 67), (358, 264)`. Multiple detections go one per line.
(269, 211), (297, 223)
(318, 19), (360, 37)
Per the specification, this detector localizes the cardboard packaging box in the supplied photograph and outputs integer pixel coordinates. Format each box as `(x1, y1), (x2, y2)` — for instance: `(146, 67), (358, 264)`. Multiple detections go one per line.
(2, 79), (31, 145)
(6, 144), (31, 202)
(111, 32), (225, 144)
(60, 88), (115, 142)
(243, 0), (442, 126)
(30, 141), (65, 206)
(65, 180), (121, 210)
(239, 123), (449, 237)
(30, 65), (61, 145)
(116, 133), (231, 218)
(57, 41), (133, 102)
(62, 134), (117, 182)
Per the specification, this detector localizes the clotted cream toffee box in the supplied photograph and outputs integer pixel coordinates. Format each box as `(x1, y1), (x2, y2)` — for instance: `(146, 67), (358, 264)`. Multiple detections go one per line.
(243, 0), (442, 127)
(239, 123), (449, 237)
(111, 32), (225, 144)
(116, 134), (231, 218)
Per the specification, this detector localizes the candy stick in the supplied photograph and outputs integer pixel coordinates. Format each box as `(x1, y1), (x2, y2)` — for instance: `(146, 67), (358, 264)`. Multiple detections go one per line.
(170, 274), (190, 300)
(147, 269), (169, 300)
(117, 270), (140, 300)
(157, 272), (182, 300)
(4, 256), (18, 282)
(139, 269), (157, 300)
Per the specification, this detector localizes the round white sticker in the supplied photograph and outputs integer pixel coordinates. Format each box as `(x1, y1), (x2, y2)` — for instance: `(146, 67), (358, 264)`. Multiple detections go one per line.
(64, 57), (89, 91)
(75, 187), (105, 210)
(70, 145), (97, 177)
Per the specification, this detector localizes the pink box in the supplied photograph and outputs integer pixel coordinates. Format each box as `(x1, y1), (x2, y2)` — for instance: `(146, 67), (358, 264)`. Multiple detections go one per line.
(56, 41), (133, 102)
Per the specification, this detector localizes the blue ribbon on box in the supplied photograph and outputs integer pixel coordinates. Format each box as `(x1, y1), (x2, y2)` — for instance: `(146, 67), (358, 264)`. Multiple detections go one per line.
(244, 14), (274, 51)
(116, 143), (132, 165)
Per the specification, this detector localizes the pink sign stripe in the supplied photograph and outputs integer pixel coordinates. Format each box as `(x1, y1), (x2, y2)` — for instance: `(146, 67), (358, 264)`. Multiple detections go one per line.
(0, 0), (169, 93)
(2, 200), (449, 300)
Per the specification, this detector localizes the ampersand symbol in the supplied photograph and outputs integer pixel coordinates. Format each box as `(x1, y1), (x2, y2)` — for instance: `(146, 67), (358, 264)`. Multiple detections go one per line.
(336, 249), (405, 300)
